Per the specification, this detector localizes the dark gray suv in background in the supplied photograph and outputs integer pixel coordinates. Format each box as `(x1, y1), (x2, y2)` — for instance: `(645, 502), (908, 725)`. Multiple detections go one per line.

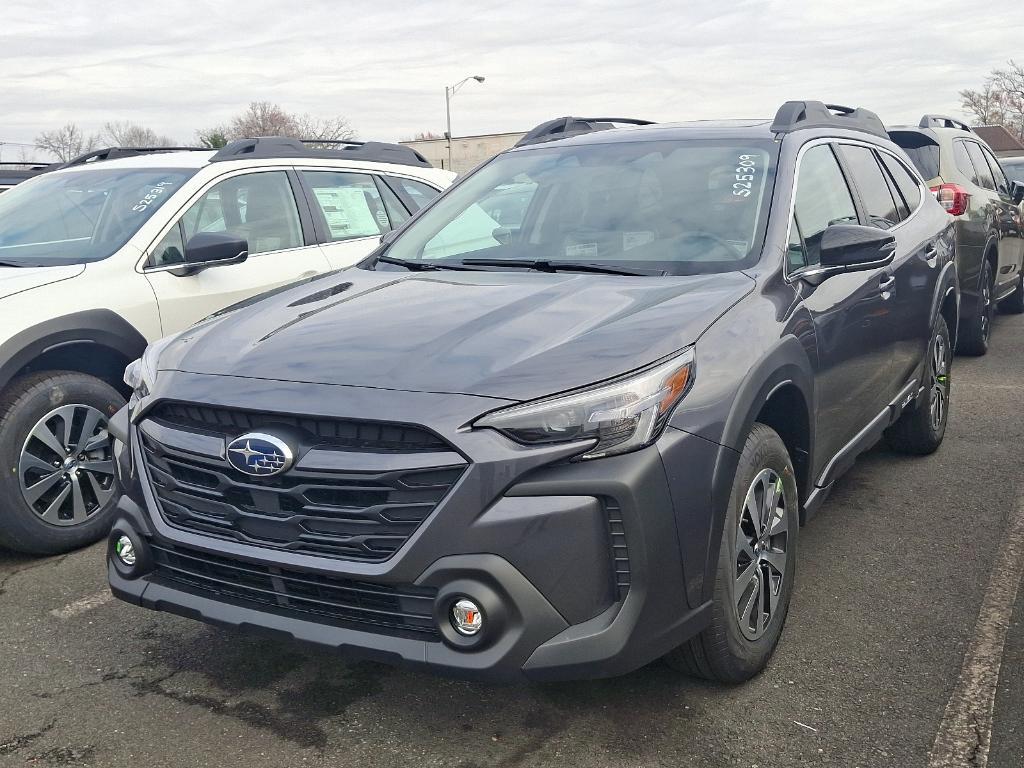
(107, 102), (958, 683)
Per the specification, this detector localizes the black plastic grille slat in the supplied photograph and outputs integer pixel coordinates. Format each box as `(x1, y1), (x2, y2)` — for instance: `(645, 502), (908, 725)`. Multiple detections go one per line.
(139, 410), (464, 562)
(150, 543), (439, 638)
(149, 402), (448, 453)
(605, 500), (631, 597)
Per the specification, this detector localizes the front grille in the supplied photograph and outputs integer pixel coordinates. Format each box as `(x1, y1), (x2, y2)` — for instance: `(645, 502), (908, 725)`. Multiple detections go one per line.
(606, 500), (630, 598)
(139, 408), (465, 562)
(149, 402), (449, 453)
(150, 543), (439, 638)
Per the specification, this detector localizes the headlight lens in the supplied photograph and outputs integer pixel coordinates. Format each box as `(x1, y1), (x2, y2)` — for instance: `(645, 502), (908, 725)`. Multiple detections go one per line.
(124, 336), (175, 404)
(474, 348), (695, 459)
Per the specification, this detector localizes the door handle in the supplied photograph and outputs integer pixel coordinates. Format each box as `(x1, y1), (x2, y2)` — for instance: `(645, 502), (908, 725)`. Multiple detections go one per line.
(923, 245), (939, 267)
(879, 274), (896, 296)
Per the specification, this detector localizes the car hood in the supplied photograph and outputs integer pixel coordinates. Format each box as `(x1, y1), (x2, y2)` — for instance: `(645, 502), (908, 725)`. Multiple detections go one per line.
(0, 264), (85, 300)
(162, 268), (754, 402)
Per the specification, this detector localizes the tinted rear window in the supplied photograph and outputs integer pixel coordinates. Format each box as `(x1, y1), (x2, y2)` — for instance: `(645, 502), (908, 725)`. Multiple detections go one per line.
(888, 131), (940, 181)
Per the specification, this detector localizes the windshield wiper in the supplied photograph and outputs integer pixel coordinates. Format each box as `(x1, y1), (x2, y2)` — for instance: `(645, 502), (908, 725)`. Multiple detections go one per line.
(374, 255), (476, 272)
(459, 258), (663, 276)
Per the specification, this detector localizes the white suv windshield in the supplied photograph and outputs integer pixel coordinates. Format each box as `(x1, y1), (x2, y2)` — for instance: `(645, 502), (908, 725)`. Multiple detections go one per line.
(0, 167), (196, 266)
(384, 139), (777, 275)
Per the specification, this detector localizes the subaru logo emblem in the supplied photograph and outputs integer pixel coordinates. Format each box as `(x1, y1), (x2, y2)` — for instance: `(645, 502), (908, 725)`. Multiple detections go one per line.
(226, 433), (294, 477)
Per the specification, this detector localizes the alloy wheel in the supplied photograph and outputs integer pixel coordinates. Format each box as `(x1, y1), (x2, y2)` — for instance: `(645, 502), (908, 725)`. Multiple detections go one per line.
(929, 331), (950, 432)
(18, 404), (115, 526)
(734, 468), (789, 641)
(980, 275), (993, 343)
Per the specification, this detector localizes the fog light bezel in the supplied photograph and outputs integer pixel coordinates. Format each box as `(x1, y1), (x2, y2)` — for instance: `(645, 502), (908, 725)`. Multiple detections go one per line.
(114, 535), (137, 566)
(107, 525), (151, 579)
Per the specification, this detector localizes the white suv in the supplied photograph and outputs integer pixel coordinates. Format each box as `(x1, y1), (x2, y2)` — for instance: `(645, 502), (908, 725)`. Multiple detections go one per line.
(0, 138), (454, 554)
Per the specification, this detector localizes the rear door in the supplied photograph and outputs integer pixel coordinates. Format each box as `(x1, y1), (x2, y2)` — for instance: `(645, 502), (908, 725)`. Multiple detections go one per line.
(787, 142), (893, 461)
(143, 168), (330, 334)
(951, 138), (995, 294)
(297, 170), (413, 270)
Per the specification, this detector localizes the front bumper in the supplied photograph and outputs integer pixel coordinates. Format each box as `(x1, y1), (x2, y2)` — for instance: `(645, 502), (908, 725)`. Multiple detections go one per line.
(109, 372), (723, 681)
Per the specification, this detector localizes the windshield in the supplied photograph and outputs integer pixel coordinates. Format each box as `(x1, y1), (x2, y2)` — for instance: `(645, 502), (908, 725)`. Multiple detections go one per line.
(0, 167), (196, 266)
(383, 138), (778, 275)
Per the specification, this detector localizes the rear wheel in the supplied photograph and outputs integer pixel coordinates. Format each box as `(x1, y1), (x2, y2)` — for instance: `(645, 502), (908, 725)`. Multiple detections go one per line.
(886, 316), (952, 455)
(665, 423), (799, 683)
(1002, 270), (1024, 314)
(958, 260), (994, 355)
(0, 372), (124, 554)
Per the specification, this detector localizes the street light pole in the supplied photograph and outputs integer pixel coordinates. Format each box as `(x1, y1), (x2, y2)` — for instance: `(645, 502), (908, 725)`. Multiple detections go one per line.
(444, 75), (485, 171)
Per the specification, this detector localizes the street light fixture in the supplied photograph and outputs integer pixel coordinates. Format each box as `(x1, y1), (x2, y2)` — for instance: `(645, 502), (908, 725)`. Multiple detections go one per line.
(445, 75), (486, 171)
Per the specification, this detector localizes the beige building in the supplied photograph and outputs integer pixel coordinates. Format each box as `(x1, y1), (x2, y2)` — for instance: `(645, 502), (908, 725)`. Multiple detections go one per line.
(401, 132), (526, 174)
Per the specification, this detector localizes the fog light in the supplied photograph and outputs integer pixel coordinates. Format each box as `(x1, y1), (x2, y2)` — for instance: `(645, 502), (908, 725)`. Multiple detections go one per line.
(114, 535), (137, 567)
(451, 598), (483, 636)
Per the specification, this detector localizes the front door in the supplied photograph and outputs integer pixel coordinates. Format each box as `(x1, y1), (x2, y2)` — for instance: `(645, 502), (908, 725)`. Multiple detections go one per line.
(788, 143), (894, 468)
(144, 169), (330, 334)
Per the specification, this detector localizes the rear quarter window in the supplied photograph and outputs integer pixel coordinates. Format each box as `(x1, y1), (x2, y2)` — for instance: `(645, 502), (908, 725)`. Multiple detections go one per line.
(888, 131), (940, 181)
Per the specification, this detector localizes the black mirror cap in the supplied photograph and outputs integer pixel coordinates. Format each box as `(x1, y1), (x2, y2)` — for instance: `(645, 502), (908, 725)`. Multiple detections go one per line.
(172, 232), (249, 276)
(819, 223), (896, 270)
(1010, 179), (1024, 205)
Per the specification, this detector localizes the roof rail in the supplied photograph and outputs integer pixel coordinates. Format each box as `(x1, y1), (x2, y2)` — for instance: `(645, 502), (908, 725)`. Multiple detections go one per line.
(58, 146), (208, 169)
(515, 117), (656, 148)
(770, 101), (888, 139)
(0, 161), (51, 169)
(210, 137), (431, 168)
(919, 114), (973, 132)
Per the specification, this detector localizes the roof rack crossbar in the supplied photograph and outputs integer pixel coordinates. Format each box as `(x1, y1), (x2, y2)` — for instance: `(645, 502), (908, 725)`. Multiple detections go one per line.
(58, 146), (209, 169)
(769, 101), (888, 140)
(0, 161), (50, 168)
(919, 114), (973, 132)
(515, 116), (656, 147)
(209, 137), (431, 168)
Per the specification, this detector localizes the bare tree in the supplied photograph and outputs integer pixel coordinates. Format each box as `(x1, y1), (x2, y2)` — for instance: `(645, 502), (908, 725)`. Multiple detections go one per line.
(34, 123), (101, 162)
(406, 131), (443, 141)
(296, 114), (356, 148)
(960, 60), (1024, 141)
(103, 121), (177, 148)
(227, 101), (300, 139)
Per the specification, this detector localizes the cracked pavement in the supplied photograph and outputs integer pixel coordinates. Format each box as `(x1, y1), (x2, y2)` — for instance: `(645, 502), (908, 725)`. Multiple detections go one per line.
(1, 314), (1022, 768)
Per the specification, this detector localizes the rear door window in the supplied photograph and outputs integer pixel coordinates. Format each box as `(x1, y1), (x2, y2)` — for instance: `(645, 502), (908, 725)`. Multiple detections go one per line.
(964, 142), (995, 190)
(953, 140), (981, 186)
(792, 144), (858, 268)
(301, 171), (392, 241)
(840, 144), (901, 229)
(879, 152), (922, 212)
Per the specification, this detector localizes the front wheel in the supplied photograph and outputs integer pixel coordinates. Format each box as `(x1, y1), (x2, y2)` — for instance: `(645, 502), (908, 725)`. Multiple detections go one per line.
(665, 423), (799, 683)
(885, 315), (952, 455)
(0, 371), (125, 554)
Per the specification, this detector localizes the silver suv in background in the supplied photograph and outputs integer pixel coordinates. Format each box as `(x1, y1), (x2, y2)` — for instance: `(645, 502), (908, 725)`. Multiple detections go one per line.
(889, 115), (1024, 354)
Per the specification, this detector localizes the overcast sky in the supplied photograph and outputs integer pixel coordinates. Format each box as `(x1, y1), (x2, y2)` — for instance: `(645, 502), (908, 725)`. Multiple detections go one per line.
(2, 0), (1022, 157)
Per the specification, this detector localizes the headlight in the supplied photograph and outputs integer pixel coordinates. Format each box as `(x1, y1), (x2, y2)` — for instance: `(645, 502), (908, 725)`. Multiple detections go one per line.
(474, 348), (695, 460)
(124, 335), (175, 404)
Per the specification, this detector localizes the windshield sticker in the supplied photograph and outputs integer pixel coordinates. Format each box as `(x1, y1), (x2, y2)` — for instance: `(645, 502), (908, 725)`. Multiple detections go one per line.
(623, 231), (655, 251)
(733, 154), (758, 198)
(565, 242), (599, 258)
(132, 181), (176, 213)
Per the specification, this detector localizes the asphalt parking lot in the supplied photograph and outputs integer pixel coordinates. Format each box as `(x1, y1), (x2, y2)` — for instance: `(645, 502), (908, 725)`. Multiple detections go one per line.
(1, 314), (1022, 768)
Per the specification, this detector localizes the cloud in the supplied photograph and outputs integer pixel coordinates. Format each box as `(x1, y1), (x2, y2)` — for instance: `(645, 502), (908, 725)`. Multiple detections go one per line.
(1, 0), (1021, 150)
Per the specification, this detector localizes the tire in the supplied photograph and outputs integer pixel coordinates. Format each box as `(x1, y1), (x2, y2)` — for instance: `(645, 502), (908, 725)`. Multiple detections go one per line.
(0, 371), (125, 555)
(1001, 270), (1024, 314)
(957, 260), (994, 356)
(665, 423), (799, 683)
(885, 315), (952, 456)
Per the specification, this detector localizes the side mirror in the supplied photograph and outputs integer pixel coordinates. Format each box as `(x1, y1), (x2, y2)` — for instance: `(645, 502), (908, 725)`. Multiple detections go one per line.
(171, 232), (248, 276)
(819, 223), (896, 271)
(1010, 179), (1024, 205)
